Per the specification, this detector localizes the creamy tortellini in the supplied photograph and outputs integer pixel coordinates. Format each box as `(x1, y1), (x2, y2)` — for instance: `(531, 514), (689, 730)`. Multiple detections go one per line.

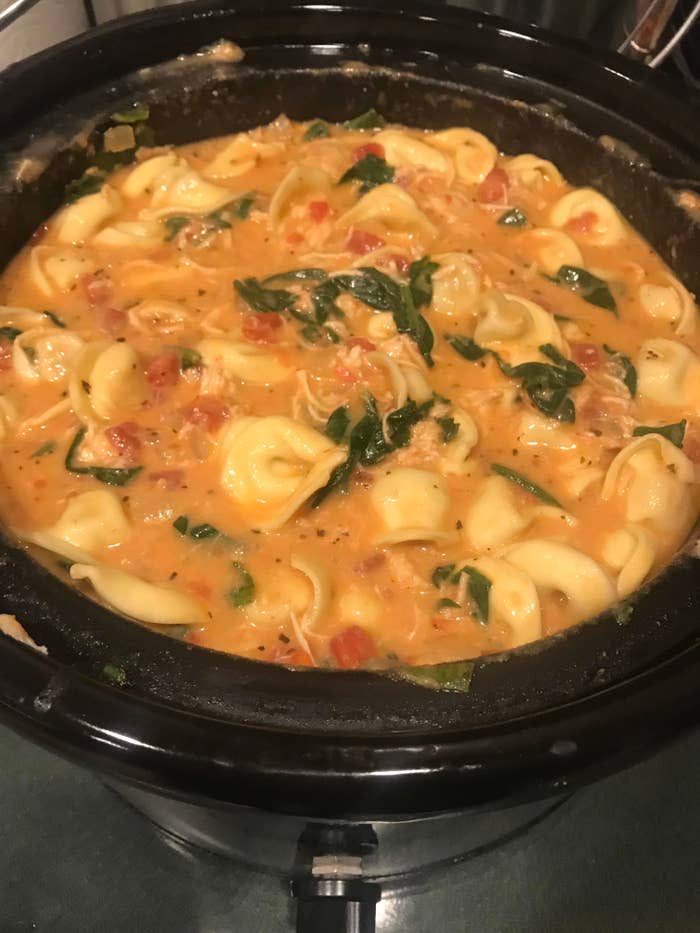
(0, 113), (697, 671)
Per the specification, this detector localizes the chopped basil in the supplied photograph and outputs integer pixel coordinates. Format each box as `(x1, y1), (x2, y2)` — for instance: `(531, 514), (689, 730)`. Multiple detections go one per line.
(391, 659), (474, 691)
(0, 326), (21, 342)
(633, 419), (686, 448)
(263, 268), (328, 285)
(408, 255), (439, 309)
(551, 265), (617, 314)
(173, 515), (189, 535)
(228, 561), (255, 607)
(343, 108), (386, 130)
(451, 565), (492, 625)
(491, 462), (563, 508)
(65, 426), (142, 487)
(304, 120), (331, 141)
(436, 415), (459, 442)
(164, 215), (190, 241)
(42, 310), (66, 328)
(101, 662), (127, 686)
(176, 347), (201, 371)
(111, 104), (150, 124)
(339, 153), (395, 193)
(234, 277), (296, 313)
(325, 406), (350, 444)
(445, 334), (487, 361)
(30, 441), (56, 458)
(431, 563), (456, 588)
(64, 172), (106, 204)
(603, 344), (637, 397)
(436, 597), (460, 610)
(498, 207), (528, 227)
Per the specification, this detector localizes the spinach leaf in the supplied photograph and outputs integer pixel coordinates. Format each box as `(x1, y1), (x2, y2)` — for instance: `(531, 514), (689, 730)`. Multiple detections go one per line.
(263, 268), (328, 285)
(304, 120), (331, 141)
(176, 347), (201, 371)
(435, 415), (458, 442)
(436, 597), (461, 610)
(344, 108), (386, 130)
(234, 277), (296, 313)
(395, 284), (434, 367)
(552, 265), (617, 314)
(164, 215), (190, 241)
(503, 345), (584, 423)
(409, 255), (439, 308)
(228, 193), (255, 220)
(228, 561), (255, 607)
(339, 153), (394, 193)
(498, 207), (528, 227)
(0, 326), (21, 342)
(337, 267), (402, 311)
(389, 659), (474, 692)
(64, 172), (106, 204)
(65, 427), (142, 487)
(94, 148), (137, 172)
(173, 515), (189, 535)
(101, 662), (127, 686)
(491, 462), (563, 508)
(189, 523), (221, 540)
(386, 398), (433, 448)
(42, 310), (66, 328)
(452, 565), (492, 625)
(111, 104), (150, 124)
(431, 563), (456, 588)
(325, 406), (350, 444)
(31, 441), (56, 458)
(445, 334), (487, 360)
(603, 344), (637, 397)
(633, 419), (686, 448)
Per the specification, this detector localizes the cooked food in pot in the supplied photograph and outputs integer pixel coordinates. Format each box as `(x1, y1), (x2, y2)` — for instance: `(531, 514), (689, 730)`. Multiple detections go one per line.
(0, 107), (697, 670)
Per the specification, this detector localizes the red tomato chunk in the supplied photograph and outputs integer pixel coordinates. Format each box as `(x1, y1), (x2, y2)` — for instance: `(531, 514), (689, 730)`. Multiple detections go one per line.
(149, 469), (184, 490)
(565, 211), (598, 234)
(478, 168), (509, 203)
(307, 200), (330, 223)
(353, 142), (385, 161)
(330, 625), (376, 669)
(146, 353), (180, 388)
(105, 422), (141, 463)
(346, 337), (376, 352)
(347, 228), (384, 254)
(569, 342), (601, 369)
(242, 312), (284, 343)
(181, 396), (230, 433)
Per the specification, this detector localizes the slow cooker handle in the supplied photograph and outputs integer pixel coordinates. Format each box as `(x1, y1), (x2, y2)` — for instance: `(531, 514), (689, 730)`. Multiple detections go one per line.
(292, 875), (381, 933)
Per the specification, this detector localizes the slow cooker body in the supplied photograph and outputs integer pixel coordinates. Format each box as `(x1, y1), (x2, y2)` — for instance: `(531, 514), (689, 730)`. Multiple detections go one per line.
(0, 1), (698, 823)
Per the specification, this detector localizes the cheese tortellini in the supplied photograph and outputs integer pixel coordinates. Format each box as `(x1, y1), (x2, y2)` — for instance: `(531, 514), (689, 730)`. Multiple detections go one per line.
(474, 291), (564, 364)
(198, 337), (293, 385)
(460, 555), (542, 647)
(29, 246), (96, 296)
(638, 278), (698, 337)
(123, 153), (233, 217)
(549, 187), (626, 245)
(0, 396), (17, 441)
(370, 467), (451, 545)
(374, 130), (452, 177)
(431, 128), (497, 184)
(204, 132), (284, 179)
(13, 329), (84, 383)
(220, 416), (347, 530)
(430, 252), (482, 319)
(268, 165), (333, 228)
(636, 338), (700, 410)
(504, 154), (563, 190)
(337, 184), (436, 236)
(517, 228), (583, 277)
(463, 474), (531, 550)
(69, 341), (148, 421)
(601, 525), (656, 599)
(54, 185), (121, 245)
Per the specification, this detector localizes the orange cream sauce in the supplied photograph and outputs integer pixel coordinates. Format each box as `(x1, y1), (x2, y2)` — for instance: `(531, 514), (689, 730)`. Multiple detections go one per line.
(0, 114), (698, 670)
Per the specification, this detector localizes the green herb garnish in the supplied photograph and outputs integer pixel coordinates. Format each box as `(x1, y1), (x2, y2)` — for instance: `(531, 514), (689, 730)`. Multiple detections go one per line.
(31, 441), (56, 458)
(551, 265), (617, 314)
(338, 153), (395, 194)
(228, 561), (255, 607)
(491, 463), (563, 508)
(498, 207), (528, 227)
(603, 344), (637, 397)
(65, 427), (142, 487)
(303, 120), (331, 141)
(325, 406), (351, 444)
(344, 108), (386, 131)
(633, 420), (686, 448)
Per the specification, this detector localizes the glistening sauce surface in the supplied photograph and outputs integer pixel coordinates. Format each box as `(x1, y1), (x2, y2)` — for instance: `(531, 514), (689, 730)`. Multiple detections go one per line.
(0, 111), (698, 672)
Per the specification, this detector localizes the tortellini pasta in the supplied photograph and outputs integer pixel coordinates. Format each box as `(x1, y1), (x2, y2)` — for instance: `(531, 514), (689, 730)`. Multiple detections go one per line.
(54, 185), (121, 245)
(517, 413), (577, 451)
(197, 337), (293, 385)
(290, 554), (331, 630)
(268, 165), (332, 228)
(459, 555), (542, 647)
(69, 341), (148, 421)
(601, 434), (696, 534)
(219, 416), (347, 530)
(505, 539), (616, 621)
(373, 130), (452, 177)
(517, 228), (583, 277)
(429, 252), (482, 319)
(242, 564), (314, 627)
(93, 220), (163, 249)
(13, 329), (84, 383)
(441, 408), (478, 475)
(504, 154), (563, 190)
(474, 291), (564, 364)
(123, 153), (233, 217)
(333, 585), (383, 634)
(337, 184), (436, 236)
(0, 396), (17, 441)
(601, 525), (656, 599)
(17, 490), (130, 563)
(638, 278), (697, 337)
(636, 338), (700, 409)
(370, 467), (451, 545)
(29, 246), (96, 296)
(431, 128), (497, 184)
(203, 132), (284, 179)
(70, 563), (205, 625)
(366, 312), (397, 342)
(463, 474), (531, 549)
(549, 187), (626, 245)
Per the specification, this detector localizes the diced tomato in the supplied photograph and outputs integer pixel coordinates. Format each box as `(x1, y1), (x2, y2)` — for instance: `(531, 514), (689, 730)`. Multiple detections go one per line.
(149, 469), (184, 490)
(478, 167), (509, 203)
(330, 625), (376, 670)
(565, 211), (598, 235)
(145, 353), (180, 388)
(286, 232), (304, 246)
(105, 422), (141, 464)
(346, 228), (384, 254)
(354, 552), (386, 574)
(285, 648), (314, 667)
(390, 253), (410, 274)
(353, 142), (385, 161)
(569, 342), (601, 370)
(83, 274), (113, 306)
(181, 396), (230, 433)
(346, 336), (376, 352)
(307, 200), (330, 223)
(94, 305), (127, 337)
(683, 422), (700, 463)
(333, 363), (359, 385)
(185, 580), (212, 600)
(0, 338), (13, 371)
(242, 312), (284, 343)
